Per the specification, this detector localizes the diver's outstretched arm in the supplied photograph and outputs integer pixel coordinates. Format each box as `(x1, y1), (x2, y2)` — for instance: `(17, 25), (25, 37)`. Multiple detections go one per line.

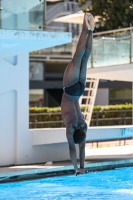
(66, 127), (78, 171)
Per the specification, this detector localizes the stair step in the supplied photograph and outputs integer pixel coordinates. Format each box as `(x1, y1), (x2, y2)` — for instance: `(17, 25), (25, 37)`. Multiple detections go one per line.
(82, 96), (93, 99)
(86, 79), (97, 82)
(84, 88), (95, 91)
(81, 104), (92, 106)
(80, 78), (99, 126)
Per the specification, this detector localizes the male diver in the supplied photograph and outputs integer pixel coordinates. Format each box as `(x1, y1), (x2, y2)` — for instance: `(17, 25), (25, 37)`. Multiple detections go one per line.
(61, 13), (94, 176)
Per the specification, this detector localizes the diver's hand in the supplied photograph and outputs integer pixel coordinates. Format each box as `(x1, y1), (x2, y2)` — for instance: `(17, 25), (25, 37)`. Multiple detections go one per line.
(75, 168), (85, 176)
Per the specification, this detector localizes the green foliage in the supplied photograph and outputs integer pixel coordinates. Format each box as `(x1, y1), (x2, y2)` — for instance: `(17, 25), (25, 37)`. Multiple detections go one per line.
(29, 104), (133, 128)
(78, 0), (133, 31)
(91, 103), (132, 126)
(94, 103), (133, 111)
(29, 107), (63, 128)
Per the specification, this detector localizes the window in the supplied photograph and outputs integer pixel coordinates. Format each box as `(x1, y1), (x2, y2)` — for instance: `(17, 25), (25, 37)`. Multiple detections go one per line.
(30, 62), (43, 80)
(29, 89), (43, 107)
(110, 88), (132, 100)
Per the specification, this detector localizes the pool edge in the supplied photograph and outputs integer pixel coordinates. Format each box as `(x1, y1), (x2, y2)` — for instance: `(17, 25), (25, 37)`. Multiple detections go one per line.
(0, 158), (133, 183)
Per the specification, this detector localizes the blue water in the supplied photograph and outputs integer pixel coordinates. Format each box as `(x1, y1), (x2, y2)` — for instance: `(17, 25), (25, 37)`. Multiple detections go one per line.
(0, 167), (133, 200)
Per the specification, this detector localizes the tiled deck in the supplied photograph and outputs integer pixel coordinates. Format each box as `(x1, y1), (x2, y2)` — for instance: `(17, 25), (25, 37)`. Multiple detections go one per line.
(0, 145), (133, 183)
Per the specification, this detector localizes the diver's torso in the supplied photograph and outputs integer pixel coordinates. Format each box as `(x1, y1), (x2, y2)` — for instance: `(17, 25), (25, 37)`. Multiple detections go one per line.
(61, 93), (86, 128)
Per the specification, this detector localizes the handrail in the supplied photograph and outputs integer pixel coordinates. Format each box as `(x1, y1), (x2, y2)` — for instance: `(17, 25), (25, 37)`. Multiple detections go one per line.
(99, 36), (130, 41)
(29, 109), (133, 128)
(92, 109), (132, 113)
(30, 112), (61, 116)
(93, 27), (133, 36)
(74, 27), (133, 39)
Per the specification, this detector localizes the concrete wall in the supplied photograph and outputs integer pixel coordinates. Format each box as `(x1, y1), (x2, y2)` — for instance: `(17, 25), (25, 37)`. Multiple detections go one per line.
(0, 54), (30, 166)
(87, 63), (133, 82)
(31, 126), (133, 146)
(95, 88), (109, 105)
(0, 90), (16, 165)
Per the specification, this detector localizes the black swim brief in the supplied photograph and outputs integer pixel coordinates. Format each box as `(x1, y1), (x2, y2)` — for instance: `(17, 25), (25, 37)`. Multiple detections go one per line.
(63, 82), (85, 96)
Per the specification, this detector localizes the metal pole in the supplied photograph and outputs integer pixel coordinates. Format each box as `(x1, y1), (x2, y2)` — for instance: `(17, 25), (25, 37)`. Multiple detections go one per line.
(91, 34), (93, 68)
(44, 0), (47, 30)
(132, 82), (133, 125)
(0, 0), (2, 29)
(130, 26), (132, 63)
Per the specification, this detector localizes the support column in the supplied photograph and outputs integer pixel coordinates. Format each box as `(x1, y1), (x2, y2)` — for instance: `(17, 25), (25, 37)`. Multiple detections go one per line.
(0, 53), (31, 166)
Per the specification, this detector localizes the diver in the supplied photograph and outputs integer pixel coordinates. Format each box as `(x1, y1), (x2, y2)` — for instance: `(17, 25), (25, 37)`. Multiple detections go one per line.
(61, 13), (95, 175)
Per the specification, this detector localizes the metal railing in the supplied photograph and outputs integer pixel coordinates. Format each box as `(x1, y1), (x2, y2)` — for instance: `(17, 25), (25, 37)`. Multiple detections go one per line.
(29, 109), (132, 129)
(30, 27), (133, 64)
(91, 110), (132, 126)
(29, 112), (64, 128)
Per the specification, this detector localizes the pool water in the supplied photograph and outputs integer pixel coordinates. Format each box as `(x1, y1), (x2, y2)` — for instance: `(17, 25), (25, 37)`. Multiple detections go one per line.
(0, 167), (133, 200)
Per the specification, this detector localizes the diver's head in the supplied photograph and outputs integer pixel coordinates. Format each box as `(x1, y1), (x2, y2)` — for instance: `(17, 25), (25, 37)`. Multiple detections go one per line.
(73, 128), (86, 144)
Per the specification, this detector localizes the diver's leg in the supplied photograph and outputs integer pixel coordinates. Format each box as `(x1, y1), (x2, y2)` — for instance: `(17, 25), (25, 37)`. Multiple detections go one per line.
(79, 30), (93, 85)
(63, 14), (89, 87)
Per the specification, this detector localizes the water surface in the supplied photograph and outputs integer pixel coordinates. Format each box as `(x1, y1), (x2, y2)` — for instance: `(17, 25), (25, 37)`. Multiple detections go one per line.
(0, 167), (133, 200)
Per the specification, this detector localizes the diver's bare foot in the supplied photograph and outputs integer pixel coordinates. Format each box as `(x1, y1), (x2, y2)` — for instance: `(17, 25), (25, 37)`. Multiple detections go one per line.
(83, 13), (90, 30)
(83, 14), (90, 30)
(85, 13), (95, 31)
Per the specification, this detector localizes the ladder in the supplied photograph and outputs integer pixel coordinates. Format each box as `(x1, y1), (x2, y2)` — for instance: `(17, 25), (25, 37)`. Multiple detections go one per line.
(80, 78), (99, 126)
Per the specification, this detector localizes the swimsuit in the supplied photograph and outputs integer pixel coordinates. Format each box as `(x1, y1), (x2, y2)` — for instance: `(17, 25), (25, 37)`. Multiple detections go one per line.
(63, 82), (85, 96)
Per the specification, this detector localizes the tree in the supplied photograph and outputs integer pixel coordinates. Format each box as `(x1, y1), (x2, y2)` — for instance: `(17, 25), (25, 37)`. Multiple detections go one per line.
(78, 0), (133, 31)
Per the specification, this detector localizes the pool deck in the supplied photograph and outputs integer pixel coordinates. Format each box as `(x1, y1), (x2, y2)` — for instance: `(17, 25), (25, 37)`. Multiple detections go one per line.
(0, 145), (133, 183)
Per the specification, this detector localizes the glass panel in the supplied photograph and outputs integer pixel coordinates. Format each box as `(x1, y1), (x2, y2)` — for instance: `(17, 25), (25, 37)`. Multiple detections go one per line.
(110, 88), (132, 100)
(0, 0), (45, 31)
(73, 29), (132, 68)
(30, 62), (43, 80)
(72, 37), (92, 68)
(93, 30), (130, 67)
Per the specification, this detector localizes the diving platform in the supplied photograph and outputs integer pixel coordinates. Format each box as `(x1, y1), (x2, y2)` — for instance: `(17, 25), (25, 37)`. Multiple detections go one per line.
(0, 0), (71, 166)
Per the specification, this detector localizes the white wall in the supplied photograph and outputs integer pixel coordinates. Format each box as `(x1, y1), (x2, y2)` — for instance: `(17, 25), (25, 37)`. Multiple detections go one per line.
(0, 54), (30, 166)
(87, 63), (133, 82)
(0, 90), (16, 165)
(31, 126), (133, 146)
